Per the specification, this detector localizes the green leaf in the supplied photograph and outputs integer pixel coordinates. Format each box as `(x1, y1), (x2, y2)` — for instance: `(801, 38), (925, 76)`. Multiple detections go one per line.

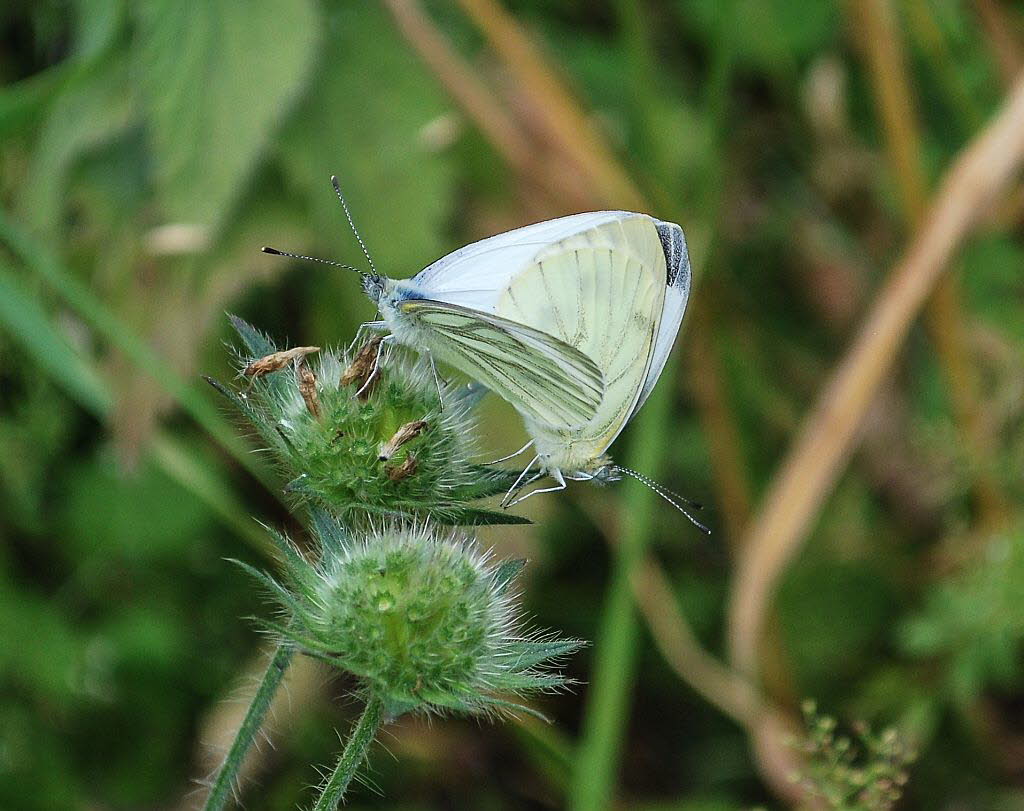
(133, 0), (319, 231)
(74, 0), (126, 62)
(18, 55), (135, 235)
(278, 3), (456, 335)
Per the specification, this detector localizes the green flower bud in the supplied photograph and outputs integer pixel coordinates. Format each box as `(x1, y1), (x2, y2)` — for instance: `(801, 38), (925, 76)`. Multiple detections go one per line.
(206, 317), (530, 530)
(241, 517), (583, 720)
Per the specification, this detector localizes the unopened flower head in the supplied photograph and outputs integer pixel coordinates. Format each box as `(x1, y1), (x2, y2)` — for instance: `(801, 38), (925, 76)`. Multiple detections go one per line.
(208, 316), (528, 530)
(245, 518), (583, 720)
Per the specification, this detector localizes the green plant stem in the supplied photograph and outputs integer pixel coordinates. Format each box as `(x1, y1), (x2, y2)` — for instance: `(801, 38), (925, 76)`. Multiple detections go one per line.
(203, 642), (295, 811)
(312, 694), (385, 811)
(568, 1), (735, 808)
(568, 378), (673, 811)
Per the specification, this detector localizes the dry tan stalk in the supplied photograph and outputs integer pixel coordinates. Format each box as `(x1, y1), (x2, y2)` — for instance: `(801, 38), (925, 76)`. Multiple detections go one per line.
(728, 72), (1024, 681)
(380, 0), (536, 175)
(853, 0), (1009, 525)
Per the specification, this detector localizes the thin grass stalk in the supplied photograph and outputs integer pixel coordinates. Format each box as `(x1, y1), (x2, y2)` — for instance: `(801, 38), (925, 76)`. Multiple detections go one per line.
(568, 379), (674, 811)
(0, 257), (271, 552)
(686, 295), (751, 552)
(0, 212), (271, 489)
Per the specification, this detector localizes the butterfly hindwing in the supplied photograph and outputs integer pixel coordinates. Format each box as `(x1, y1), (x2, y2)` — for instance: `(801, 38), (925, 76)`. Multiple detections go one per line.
(398, 298), (605, 429)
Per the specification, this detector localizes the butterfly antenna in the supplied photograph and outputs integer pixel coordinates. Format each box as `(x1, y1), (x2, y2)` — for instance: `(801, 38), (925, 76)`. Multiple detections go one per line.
(331, 175), (379, 280)
(613, 465), (710, 535)
(261, 246), (366, 275)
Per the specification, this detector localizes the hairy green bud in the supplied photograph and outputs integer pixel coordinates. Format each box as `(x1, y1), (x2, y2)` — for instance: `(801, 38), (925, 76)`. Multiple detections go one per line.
(242, 517), (584, 720)
(206, 316), (530, 530)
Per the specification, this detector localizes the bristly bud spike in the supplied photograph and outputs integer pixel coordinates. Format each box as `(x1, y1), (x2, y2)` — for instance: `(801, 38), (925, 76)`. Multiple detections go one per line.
(331, 175), (379, 280)
(613, 465), (711, 534)
(261, 245), (366, 275)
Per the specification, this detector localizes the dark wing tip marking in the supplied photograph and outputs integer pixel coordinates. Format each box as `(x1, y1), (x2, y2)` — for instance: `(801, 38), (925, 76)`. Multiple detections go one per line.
(655, 220), (691, 292)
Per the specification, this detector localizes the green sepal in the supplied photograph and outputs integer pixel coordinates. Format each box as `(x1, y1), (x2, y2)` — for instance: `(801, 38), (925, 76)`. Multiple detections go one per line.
(228, 313), (276, 357)
(490, 672), (575, 691)
(228, 559), (308, 619)
(474, 695), (552, 723)
(307, 506), (349, 560)
(261, 524), (320, 592)
(505, 638), (587, 670)
(381, 696), (424, 720)
(492, 559), (526, 595)
(447, 467), (529, 500)
(203, 374), (288, 455)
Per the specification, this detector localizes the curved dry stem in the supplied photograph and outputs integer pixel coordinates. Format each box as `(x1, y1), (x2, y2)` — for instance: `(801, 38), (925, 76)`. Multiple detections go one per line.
(853, 0), (1009, 527)
(380, 0), (536, 174)
(455, 0), (647, 210)
(727, 72), (1024, 680)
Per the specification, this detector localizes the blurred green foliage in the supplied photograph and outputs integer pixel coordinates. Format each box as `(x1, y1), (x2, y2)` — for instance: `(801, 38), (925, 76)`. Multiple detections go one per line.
(2, 0), (1024, 809)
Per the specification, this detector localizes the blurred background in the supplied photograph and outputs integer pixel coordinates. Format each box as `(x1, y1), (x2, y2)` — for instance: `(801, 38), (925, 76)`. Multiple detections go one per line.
(2, 0), (1024, 808)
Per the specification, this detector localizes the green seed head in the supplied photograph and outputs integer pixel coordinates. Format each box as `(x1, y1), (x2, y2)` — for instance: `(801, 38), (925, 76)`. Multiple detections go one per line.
(311, 526), (510, 703)
(248, 518), (584, 720)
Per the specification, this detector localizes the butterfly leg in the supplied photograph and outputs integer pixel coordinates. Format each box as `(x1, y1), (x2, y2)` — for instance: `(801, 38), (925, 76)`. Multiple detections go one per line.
(347, 320), (389, 357)
(500, 455), (542, 508)
(354, 334), (394, 399)
(506, 468), (568, 507)
(484, 439), (535, 466)
(423, 349), (446, 409)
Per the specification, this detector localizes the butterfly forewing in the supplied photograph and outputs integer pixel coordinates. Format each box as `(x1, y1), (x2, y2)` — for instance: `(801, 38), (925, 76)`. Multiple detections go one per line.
(398, 299), (604, 429)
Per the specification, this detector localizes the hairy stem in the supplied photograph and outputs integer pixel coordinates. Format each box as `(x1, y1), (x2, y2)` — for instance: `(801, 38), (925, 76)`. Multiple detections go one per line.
(312, 694), (385, 810)
(203, 642), (295, 811)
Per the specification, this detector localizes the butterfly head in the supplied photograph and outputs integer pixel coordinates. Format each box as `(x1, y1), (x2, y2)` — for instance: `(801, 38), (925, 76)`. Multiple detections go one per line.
(362, 272), (388, 304)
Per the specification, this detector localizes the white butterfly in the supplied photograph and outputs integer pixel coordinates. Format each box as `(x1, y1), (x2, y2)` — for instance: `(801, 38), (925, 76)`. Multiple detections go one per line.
(264, 179), (702, 526)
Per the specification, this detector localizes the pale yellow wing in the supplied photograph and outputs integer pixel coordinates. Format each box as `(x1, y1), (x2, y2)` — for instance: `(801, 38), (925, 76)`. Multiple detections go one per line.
(398, 298), (605, 429)
(494, 214), (666, 451)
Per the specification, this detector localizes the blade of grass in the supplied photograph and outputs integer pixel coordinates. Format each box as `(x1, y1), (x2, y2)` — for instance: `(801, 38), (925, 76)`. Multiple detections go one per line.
(0, 211), (269, 487)
(0, 255), (271, 552)
(0, 261), (110, 414)
(568, 377), (673, 811)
